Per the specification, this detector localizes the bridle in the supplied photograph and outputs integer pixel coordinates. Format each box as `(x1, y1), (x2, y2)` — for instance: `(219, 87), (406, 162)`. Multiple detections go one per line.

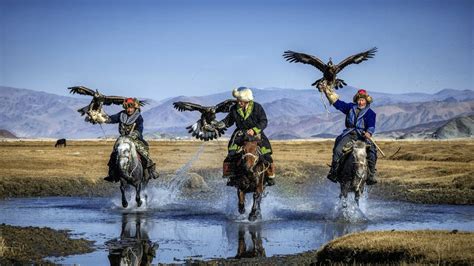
(116, 137), (139, 176)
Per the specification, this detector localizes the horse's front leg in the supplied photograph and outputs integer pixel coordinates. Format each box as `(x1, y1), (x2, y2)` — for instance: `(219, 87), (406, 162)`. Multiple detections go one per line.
(355, 192), (360, 206)
(238, 189), (245, 214)
(135, 182), (143, 207)
(249, 174), (264, 221)
(120, 181), (128, 208)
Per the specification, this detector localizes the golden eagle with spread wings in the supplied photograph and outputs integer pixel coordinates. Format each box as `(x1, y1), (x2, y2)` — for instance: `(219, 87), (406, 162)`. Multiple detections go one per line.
(173, 99), (236, 141)
(283, 47), (377, 89)
(68, 86), (148, 123)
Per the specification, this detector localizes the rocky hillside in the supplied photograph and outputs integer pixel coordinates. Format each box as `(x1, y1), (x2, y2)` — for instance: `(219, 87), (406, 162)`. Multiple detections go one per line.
(0, 129), (17, 138)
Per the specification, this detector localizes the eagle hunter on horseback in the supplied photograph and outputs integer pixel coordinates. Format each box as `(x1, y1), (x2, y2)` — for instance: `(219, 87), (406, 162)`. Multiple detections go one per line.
(220, 87), (276, 187)
(320, 83), (378, 185)
(103, 98), (159, 183)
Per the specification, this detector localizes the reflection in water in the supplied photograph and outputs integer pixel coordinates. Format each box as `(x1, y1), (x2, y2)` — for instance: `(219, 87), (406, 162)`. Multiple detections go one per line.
(235, 223), (266, 259)
(105, 213), (158, 266)
(0, 197), (472, 264)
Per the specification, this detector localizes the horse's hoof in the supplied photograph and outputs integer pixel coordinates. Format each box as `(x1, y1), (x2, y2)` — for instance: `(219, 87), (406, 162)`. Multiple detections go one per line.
(249, 213), (260, 222)
(122, 201), (128, 208)
(137, 200), (143, 207)
(238, 204), (245, 214)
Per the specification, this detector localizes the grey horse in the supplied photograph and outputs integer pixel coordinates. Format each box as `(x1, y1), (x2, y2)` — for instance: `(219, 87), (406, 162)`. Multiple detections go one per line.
(338, 140), (368, 206)
(114, 136), (148, 208)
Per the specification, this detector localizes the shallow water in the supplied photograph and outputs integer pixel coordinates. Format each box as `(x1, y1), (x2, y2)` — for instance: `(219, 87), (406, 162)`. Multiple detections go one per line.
(0, 179), (473, 264)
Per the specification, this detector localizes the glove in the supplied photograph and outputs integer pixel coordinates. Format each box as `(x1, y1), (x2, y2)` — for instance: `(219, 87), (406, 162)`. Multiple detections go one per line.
(318, 81), (339, 105)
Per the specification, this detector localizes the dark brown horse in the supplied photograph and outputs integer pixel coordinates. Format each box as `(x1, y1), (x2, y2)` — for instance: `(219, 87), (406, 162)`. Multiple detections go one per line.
(338, 140), (368, 206)
(230, 133), (268, 221)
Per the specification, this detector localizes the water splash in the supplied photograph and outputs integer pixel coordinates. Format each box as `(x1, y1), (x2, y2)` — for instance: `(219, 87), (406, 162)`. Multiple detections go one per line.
(329, 193), (369, 223)
(111, 144), (206, 210)
(146, 143), (205, 208)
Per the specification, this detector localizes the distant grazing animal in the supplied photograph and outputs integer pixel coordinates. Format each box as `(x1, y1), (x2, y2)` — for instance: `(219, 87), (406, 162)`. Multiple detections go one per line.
(68, 86), (148, 123)
(338, 140), (369, 206)
(283, 47), (377, 89)
(55, 138), (66, 147)
(229, 130), (268, 221)
(173, 99), (236, 141)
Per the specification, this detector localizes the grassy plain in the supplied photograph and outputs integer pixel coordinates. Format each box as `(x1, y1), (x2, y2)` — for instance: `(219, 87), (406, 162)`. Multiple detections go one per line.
(0, 139), (472, 204)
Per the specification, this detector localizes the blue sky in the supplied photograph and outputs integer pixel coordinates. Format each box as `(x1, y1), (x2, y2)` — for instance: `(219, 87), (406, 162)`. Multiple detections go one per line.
(0, 0), (472, 100)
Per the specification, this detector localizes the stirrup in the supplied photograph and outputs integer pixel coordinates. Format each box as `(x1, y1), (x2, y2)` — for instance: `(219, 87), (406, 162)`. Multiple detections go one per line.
(265, 178), (275, 186)
(327, 173), (337, 183)
(104, 175), (117, 183)
(366, 178), (377, 185)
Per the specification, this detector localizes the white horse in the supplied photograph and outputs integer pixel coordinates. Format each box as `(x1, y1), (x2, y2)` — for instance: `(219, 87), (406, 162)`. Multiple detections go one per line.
(338, 140), (368, 206)
(114, 136), (147, 208)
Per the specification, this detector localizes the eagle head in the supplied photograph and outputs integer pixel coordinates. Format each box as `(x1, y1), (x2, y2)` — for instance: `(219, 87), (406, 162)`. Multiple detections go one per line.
(328, 58), (334, 67)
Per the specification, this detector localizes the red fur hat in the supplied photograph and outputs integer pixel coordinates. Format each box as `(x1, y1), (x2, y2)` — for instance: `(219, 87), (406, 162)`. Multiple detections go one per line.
(122, 98), (140, 109)
(353, 89), (373, 104)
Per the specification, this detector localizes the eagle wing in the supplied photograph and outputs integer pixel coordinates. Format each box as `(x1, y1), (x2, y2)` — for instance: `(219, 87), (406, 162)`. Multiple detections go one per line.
(102, 96), (148, 106)
(173, 101), (208, 113)
(336, 47), (377, 73)
(283, 50), (326, 72)
(68, 86), (96, 96)
(215, 99), (236, 113)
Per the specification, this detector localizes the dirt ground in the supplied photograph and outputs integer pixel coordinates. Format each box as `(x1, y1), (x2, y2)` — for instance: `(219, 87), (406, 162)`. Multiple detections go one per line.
(0, 139), (473, 264)
(0, 224), (93, 264)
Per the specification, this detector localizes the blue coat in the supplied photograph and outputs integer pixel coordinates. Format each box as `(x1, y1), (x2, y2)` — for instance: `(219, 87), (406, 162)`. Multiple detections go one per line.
(333, 99), (376, 138)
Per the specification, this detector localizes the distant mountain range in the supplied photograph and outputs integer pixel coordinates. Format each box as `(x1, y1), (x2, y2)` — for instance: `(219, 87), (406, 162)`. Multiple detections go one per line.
(0, 85), (473, 139)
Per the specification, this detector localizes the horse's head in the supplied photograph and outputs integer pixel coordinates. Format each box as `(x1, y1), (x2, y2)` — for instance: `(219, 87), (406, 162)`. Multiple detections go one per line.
(240, 134), (261, 174)
(115, 136), (137, 174)
(352, 140), (368, 180)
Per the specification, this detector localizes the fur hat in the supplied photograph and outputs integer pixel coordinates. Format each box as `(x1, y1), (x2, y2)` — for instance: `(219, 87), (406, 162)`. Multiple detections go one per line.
(122, 97), (140, 109)
(353, 89), (373, 104)
(232, 87), (254, 102)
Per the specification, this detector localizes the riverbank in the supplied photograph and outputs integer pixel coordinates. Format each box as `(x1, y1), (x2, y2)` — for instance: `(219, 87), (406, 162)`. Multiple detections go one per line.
(195, 230), (474, 265)
(0, 139), (472, 204)
(0, 224), (93, 264)
(2, 224), (471, 265)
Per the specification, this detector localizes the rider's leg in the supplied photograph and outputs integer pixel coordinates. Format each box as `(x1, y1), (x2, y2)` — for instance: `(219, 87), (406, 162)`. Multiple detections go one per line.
(366, 143), (378, 185)
(135, 142), (159, 179)
(224, 151), (240, 186)
(328, 134), (354, 183)
(104, 151), (118, 182)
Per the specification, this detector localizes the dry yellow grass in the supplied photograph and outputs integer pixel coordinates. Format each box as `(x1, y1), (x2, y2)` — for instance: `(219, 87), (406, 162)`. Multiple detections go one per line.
(317, 230), (474, 264)
(0, 139), (473, 203)
(0, 236), (5, 258)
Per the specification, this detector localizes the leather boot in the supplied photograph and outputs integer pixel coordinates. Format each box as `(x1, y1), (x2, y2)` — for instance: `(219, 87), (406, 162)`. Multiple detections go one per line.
(265, 163), (275, 186)
(223, 162), (234, 178)
(144, 157), (159, 179)
(148, 163), (159, 179)
(104, 152), (118, 182)
(366, 160), (377, 185)
(327, 159), (339, 183)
